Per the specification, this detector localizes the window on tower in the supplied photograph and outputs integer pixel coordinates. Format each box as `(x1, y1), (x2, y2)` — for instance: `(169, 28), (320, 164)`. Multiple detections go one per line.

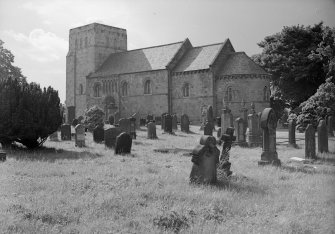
(93, 83), (101, 97)
(182, 83), (190, 97)
(263, 86), (270, 101)
(144, 80), (151, 94)
(121, 82), (128, 96)
(79, 84), (83, 95)
(227, 86), (233, 101)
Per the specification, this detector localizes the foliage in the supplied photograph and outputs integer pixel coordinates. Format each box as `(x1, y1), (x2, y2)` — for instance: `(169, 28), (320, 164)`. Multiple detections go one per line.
(253, 22), (335, 109)
(297, 77), (335, 128)
(0, 77), (62, 148)
(84, 105), (105, 131)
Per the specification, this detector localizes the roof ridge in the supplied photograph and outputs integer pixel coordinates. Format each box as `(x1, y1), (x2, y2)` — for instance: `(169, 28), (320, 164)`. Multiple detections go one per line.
(127, 41), (184, 52)
(193, 41), (225, 48)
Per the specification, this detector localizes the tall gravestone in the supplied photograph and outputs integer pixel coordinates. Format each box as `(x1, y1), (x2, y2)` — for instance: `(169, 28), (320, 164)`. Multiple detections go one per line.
(114, 111), (120, 125)
(190, 135), (220, 184)
(240, 100), (248, 133)
(218, 127), (236, 177)
(161, 113), (167, 130)
(119, 118), (131, 134)
(258, 108), (281, 166)
(129, 117), (137, 139)
(305, 124), (316, 159)
(181, 114), (190, 133)
(172, 114), (178, 130)
(327, 115), (334, 137)
(235, 117), (245, 145)
(104, 127), (122, 148)
(61, 124), (71, 140)
(147, 122), (157, 139)
(207, 105), (214, 129)
(200, 106), (207, 130)
(108, 115), (115, 125)
(317, 119), (328, 153)
(115, 132), (132, 155)
(288, 119), (297, 148)
(247, 103), (260, 147)
(75, 124), (85, 147)
(221, 105), (233, 137)
(132, 112), (140, 129)
(164, 114), (173, 133)
(93, 125), (104, 143)
(216, 117), (221, 127)
(204, 121), (213, 136)
(257, 112), (262, 146)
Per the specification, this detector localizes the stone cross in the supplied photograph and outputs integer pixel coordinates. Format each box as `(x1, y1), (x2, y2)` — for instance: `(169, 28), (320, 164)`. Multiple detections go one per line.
(189, 135), (220, 184)
(305, 124), (316, 159)
(164, 114), (173, 133)
(147, 122), (157, 139)
(181, 114), (190, 133)
(131, 112), (140, 130)
(317, 119), (328, 153)
(221, 104), (233, 137)
(172, 114), (178, 130)
(327, 115), (334, 137)
(258, 108), (281, 166)
(61, 124), (71, 140)
(217, 127), (236, 177)
(204, 121), (213, 136)
(235, 117), (245, 145)
(75, 124), (85, 147)
(288, 119), (297, 148)
(115, 132), (132, 155)
(93, 125), (104, 143)
(104, 127), (122, 148)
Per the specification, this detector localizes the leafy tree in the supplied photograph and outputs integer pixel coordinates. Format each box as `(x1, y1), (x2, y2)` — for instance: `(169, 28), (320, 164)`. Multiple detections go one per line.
(84, 105), (105, 131)
(252, 22), (334, 109)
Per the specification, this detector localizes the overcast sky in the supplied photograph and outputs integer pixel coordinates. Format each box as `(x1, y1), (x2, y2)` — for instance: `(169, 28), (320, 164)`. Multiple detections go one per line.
(1, 0), (334, 103)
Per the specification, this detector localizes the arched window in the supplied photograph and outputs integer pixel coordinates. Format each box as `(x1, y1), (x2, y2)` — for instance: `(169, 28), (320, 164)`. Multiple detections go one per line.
(182, 83), (189, 97)
(227, 86), (233, 101)
(93, 83), (101, 97)
(144, 80), (151, 94)
(122, 82), (128, 96)
(263, 86), (270, 101)
(79, 84), (83, 95)
(114, 81), (117, 92)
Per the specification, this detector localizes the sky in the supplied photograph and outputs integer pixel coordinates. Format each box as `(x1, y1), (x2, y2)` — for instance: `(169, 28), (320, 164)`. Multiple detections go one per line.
(0, 0), (335, 103)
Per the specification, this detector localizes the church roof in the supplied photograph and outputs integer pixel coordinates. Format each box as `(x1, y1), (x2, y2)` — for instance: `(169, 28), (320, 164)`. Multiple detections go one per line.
(93, 41), (184, 75)
(172, 43), (224, 72)
(219, 52), (268, 75)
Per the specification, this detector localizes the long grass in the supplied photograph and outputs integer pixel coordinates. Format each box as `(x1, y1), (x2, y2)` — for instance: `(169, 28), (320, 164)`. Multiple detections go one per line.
(0, 126), (334, 233)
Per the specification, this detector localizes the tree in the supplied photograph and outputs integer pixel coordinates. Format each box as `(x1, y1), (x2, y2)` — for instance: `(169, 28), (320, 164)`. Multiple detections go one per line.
(252, 22), (334, 109)
(84, 105), (105, 131)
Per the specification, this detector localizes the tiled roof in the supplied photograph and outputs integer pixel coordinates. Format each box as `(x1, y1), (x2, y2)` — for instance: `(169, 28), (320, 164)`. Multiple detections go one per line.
(219, 52), (268, 75)
(93, 42), (184, 75)
(172, 43), (224, 72)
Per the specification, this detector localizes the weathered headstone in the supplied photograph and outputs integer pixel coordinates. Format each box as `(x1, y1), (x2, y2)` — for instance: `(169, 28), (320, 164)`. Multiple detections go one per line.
(108, 115), (115, 125)
(104, 127), (122, 148)
(115, 132), (132, 155)
(72, 118), (78, 127)
(93, 125), (104, 143)
(164, 114), (173, 133)
(129, 117), (136, 139)
(257, 111), (262, 146)
(132, 112), (140, 129)
(147, 122), (157, 139)
(190, 135), (220, 184)
(61, 124), (71, 140)
(258, 108), (281, 166)
(119, 118), (131, 134)
(146, 114), (154, 124)
(221, 105), (233, 137)
(0, 149), (6, 162)
(172, 114), (178, 130)
(217, 127), (221, 139)
(305, 124), (316, 159)
(327, 115), (334, 137)
(317, 119), (328, 153)
(49, 131), (58, 141)
(204, 121), (213, 136)
(207, 105), (214, 129)
(247, 104), (260, 147)
(140, 118), (146, 126)
(161, 113), (167, 130)
(216, 117), (221, 127)
(240, 100), (248, 133)
(218, 127), (236, 177)
(235, 117), (246, 145)
(114, 111), (120, 124)
(288, 119), (297, 148)
(75, 124), (85, 147)
(200, 106), (207, 130)
(155, 116), (162, 125)
(181, 114), (190, 133)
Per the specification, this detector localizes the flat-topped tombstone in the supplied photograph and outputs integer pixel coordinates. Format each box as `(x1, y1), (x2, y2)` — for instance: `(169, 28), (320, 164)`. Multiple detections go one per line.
(93, 125), (104, 143)
(247, 106), (260, 147)
(147, 122), (157, 139)
(104, 127), (122, 148)
(115, 132), (132, 155)
(288, 119), (297, 147)
(72, 118), (78, 127)
(317, 119), (328, 153)
(235, 117), (245, 144)
(61, 124), (71, 140)
(75, 124), (85, 147)
(258, 108), (281, 166)
(181, 114), (190, 133)
(164, 114), (173, 133)
(108, 115), (115, 125)
(49, 131), (58, 141)
(119, 118), (131, 134)
(221, 106), (233, 137)
(327, 115), (334, 137)
(172, 114), (178, 130)
(129, 117), (136, 139)
(204, 121), (213, 136)
(190, 135), (220, 184)
(305, 124), (316, 159)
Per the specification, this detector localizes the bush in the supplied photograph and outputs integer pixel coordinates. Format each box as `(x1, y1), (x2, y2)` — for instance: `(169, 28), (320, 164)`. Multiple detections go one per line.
(0, 77), (62, 148)
(84, 105), (105, 131)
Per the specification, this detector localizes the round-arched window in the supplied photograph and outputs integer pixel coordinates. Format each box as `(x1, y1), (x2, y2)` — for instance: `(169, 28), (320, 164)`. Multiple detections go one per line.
(121, 82), (128, 96)
(144, 80), (151, 94)
(263, 86), (270, 101)
(182, 83), (190, 97)
(79, 84), (83, 95)
(227, 86), (233, 101)
(93, 83), (101, 97)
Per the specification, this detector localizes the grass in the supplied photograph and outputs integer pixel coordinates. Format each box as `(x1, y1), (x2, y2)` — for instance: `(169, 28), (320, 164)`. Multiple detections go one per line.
(0, 126), (334, 234)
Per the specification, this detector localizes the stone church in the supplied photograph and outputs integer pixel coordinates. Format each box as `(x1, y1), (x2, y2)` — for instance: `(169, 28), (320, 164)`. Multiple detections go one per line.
(66, 23), (270, 124)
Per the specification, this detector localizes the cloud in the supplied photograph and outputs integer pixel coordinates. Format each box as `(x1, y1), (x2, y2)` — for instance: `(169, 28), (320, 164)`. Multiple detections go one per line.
(21, 1), (68, 16)
(1, 29), (67, 63)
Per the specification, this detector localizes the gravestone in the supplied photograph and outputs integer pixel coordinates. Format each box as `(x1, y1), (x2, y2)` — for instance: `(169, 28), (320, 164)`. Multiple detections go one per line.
(200, 106), (207, 130)
(180, 114), (190, 133)
(240, 100), (248, 133)
(288, 119), (297, 148)
(164, 114), (173, 133)
(172, 114), (178, 130)
(155, 116), (162, 125)
(129, 117), (136, 139)
(257, 112), (262, 146)
(104, 127), (122, 148)
(190, 135), (220, 184)
(204, 121), (213, 136)
(317, 119), (328, 153)
(0, 149), (6, 162)
(140, 118), (146, 126)
(147, 122), (157, 139)
(93, 125), (104, 143)
(218, 127), (236, 177)
(72, 118), (78, 127)
(327, 115), (334, 137)
(119, 118), (131, 134)
(258, 108), (281, 166)
(161, 113), (167, 130)
(108, 115), (115, 125)
(217, 127), (221, 139)
(207, 105), (214, 129)
(49, 131), (58, 141)
(61, 124), (71, 140)
(146, 114), (154, 124)
(247, 104), (260, 147)
(221, 105), (233, 137)
(75, 124), (85, 147)
(115, 132), (132, 155)
(305, 124), (316, 159)
(132, 112), (140, 129)
(235, 117), (246, 145)
(114, 111), (120, 124)
(216, 117), (221, 127)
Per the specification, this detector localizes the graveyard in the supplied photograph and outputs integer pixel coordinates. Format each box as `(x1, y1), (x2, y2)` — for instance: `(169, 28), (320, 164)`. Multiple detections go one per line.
(1, 118), (334, 234)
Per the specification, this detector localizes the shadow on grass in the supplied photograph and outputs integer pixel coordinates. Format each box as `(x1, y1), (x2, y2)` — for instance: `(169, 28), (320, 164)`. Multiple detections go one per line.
(6, 145), (103, 162)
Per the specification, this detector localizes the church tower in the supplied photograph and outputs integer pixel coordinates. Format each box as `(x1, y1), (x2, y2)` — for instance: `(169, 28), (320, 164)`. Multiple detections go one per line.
(66, 23), (127, 123)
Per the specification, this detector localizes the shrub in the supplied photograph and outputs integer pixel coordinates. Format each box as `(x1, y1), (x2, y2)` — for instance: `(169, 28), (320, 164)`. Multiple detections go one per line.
(84, 105), (105, 131)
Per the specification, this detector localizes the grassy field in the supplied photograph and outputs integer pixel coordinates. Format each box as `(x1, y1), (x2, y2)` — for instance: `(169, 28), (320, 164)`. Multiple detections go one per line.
(0, 126), (334, 234)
